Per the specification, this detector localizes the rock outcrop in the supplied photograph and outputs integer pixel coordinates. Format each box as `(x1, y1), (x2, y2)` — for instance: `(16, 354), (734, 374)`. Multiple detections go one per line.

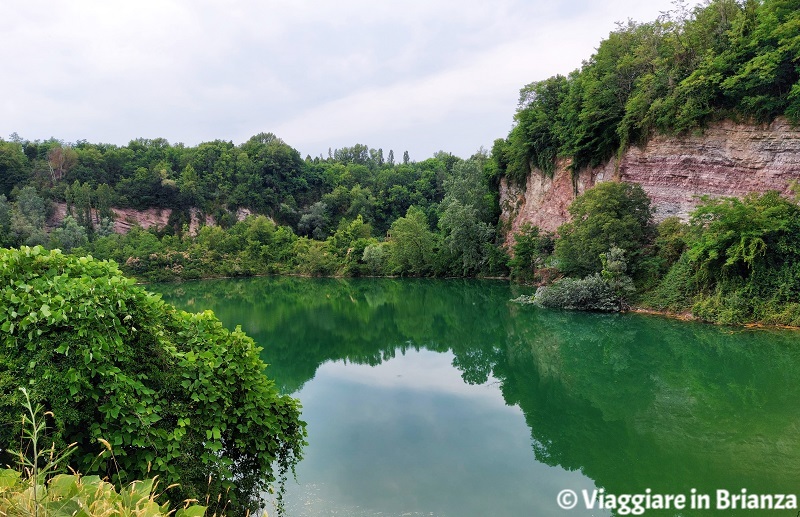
(501, 117), (800, 247)
(49, 204), (252, 235)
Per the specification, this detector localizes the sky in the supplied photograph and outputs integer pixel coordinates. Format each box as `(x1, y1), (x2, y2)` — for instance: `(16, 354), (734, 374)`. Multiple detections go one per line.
(2, 0), (691, 160)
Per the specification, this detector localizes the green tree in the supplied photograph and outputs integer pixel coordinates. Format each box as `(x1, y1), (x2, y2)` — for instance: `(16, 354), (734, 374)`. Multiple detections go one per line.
(506, 75), (569, 180)
(0, 141), (30, 197)
(298, 201), (330, 240)
(50, 215), (89, 251)
(555, 182), (655, 277)
(0, 195), (13, 247)
(439, 200), (494, 276)
(438, 159), (496, 275)
(388, 206), (436, 275)
(362, 242), (390, 275)
(10, 186), (48, 246)
(508, 224), (555, 281)
(95, 183), (115, 221)
(0, 247), (306, 515)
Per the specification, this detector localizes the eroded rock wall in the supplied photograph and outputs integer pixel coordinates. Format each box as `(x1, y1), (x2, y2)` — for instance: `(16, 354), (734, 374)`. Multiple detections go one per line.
(501, 118), (800, 247)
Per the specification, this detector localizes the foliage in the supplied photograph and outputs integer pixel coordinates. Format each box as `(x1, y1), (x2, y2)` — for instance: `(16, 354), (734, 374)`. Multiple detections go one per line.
(0, 247), (306, 515)
(1, 126), (516, 280)
(508, 224), (554, 282)
(494, 0), (800, 180)
(0, 388), (209, 517)
(555, 182), (654, 277)
(387, 206), (437, 276)
(438, 159), (496, 276)
(0, 141), (30, 198)
(534, 247), (635, 312)
(0, 195), (12, 248)
(0, 472), (206, 517)
(639, 191), (800, 325)
(10, 186), (48, 247)
(50, 215), (88, 252)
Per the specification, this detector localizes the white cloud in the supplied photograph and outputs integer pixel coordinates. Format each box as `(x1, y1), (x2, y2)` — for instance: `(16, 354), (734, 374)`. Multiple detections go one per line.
(1, 0), (695, 156)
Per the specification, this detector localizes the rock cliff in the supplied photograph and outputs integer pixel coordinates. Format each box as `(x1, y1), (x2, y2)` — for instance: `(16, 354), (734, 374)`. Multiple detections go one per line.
(500, 117), (800, 246)
(48, 204), (254, 235)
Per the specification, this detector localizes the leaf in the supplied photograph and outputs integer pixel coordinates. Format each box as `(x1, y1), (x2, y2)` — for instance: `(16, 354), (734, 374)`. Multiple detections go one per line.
(0, 468), (21, 489)
(175, 505), (208, 517)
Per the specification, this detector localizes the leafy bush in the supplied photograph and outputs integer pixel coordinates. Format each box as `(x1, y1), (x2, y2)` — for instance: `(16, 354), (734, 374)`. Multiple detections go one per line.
(641, 191), (800, 325)
(534, 247), (635, 312)
(555, 182), (655, 277)
(534, 274), (624, 311)
(0, 388), (207, 517)
(0, 246), (306, 515)
(0, 471), (207, 517)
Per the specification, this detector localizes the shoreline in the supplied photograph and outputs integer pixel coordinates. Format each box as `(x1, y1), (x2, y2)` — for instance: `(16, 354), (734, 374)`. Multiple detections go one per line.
(139, 271), (800, 332)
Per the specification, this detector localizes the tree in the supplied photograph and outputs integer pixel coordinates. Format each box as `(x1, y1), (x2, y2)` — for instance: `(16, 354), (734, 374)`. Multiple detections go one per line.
(388, 206), (436, 275)
(0, 247), (306, 515)
(298, 201), (330, 240)
(403, 150), (410, 165)
(0, 141), (29, 197)
(177, 164), (200, 207)
(438, 159), (496, 275)
(555, 182), (655, 277)
(509, 224), (555, 281)
(50, 215), (88, 251)
(95, 183), (115, 221)
(0, 195), (13, 247)
(10, 186), (48, 246)
(506, 75), (569, 180)
(46, 145), (77, 182)
(439, 200), (494, 275)
(362, 242), (389, 274)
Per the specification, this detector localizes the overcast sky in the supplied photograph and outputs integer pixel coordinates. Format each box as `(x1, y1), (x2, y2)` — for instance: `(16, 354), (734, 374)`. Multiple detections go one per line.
(2, 0), (691, 160)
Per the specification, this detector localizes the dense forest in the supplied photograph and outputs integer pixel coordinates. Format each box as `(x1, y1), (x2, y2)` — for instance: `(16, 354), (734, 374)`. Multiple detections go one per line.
(492, 0), (799, 182)
(0, 134), (506, 279)
(1, 0), (799, 327)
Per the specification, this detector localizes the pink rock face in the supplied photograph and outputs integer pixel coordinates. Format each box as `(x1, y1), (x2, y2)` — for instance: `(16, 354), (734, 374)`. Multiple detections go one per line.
(49, 204), (249, 235)
(501, 117), (800, 248)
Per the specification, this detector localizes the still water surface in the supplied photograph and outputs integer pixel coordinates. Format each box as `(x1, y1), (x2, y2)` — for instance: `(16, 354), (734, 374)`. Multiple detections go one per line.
(152, 277), (800, 516)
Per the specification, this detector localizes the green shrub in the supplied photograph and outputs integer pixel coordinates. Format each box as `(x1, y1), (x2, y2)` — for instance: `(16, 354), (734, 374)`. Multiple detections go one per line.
(555, 182), (655, 277)
(534, 247), (635, 312)
(0, 388), (208, 517)
(534, 273), (630, 312)
(0, 246), (306, 515)
(0, 471), (207, 517)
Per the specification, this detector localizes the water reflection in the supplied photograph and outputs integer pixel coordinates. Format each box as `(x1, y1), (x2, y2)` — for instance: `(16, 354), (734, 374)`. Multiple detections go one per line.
(155, 277), (800, 515)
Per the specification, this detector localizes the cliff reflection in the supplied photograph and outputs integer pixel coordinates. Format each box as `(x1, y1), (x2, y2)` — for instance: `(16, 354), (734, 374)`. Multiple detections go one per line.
(155, 277), (800, 502)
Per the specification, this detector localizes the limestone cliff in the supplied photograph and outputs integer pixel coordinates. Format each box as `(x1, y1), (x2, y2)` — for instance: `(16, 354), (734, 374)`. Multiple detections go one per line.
(500, 117), (800, 247)
(48, 204), (254, 235)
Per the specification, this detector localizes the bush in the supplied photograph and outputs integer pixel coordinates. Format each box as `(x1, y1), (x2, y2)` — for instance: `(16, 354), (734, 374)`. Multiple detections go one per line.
(0, 389), (208, 517)
(0, 247), (306, 515)
(534, 247), (635, 312)
(555, 182), (654, 277)
(535, 274), (627, 311)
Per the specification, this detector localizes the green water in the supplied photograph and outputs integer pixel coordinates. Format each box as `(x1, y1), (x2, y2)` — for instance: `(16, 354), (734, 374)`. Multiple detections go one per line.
(152, 277), (800, 516)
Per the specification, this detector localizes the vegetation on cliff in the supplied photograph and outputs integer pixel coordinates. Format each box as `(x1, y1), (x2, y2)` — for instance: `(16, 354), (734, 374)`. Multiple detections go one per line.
(493, 0), (800, 183)
(0, 136), (508, 279)
(0, 246), (306, 515)
(515, 182), (800, 326)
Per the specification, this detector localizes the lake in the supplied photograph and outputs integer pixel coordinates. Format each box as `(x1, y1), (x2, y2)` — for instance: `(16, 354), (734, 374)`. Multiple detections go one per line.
(152, 277), (800, 516)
